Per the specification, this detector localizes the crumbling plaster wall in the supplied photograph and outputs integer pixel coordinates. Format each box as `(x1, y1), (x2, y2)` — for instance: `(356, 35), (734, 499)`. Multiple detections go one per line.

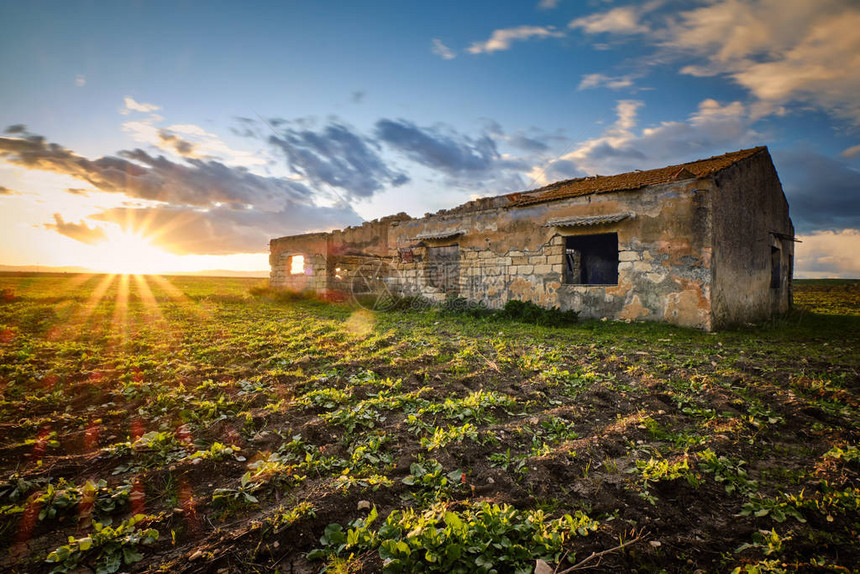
(710, 150), (794, 328)
(269, 232), (328, 291)
(388, 179), (715, 329)
(326, 218), (400, 295)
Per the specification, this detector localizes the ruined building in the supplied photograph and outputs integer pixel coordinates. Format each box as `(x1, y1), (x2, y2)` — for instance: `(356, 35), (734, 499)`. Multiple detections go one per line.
(270, 146), (794, 330)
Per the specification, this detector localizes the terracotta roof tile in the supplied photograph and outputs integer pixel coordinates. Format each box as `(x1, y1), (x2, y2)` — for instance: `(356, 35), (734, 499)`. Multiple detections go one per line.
(414, 229), (465, 240)
(507, 147), (766, 208)
(542, 213), (632, 227)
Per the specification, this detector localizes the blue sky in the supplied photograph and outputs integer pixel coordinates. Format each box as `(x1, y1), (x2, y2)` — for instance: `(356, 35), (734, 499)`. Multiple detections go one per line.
(0, 0), (858, 276)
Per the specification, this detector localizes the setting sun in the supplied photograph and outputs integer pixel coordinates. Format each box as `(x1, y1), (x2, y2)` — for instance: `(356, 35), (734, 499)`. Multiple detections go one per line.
(93, 228), (167, 275)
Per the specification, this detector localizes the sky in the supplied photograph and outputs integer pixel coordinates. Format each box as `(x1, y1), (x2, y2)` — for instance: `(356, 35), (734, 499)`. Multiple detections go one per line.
(0, 0), (858, 277)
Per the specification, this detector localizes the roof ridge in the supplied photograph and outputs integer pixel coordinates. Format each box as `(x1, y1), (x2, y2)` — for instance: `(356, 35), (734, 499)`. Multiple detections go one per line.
(518, 146), (765, 196)
(501, 146), (767, 208)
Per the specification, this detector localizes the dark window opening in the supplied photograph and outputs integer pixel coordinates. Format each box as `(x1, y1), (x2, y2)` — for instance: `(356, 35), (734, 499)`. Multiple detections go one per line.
(564, 233), (619, 285)
(427, 245), (460, 293)
(770, 246), (781, 289)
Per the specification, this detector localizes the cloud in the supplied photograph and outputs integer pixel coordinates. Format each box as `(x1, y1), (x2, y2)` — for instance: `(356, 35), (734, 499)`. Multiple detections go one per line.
(376, 119), (500, 176)
(374, 119), (534, 194)
(543, 159), (585, 182)
(646, 0), (860, 124)
(794, 229), (860, 278)
(4, 124), (27, 134)
(122, 109), (265, 167)
(75, 74), (86, 87)
(841, 145), (860, 159)
(538, 0), (561, 9)
(0, 132), (322, 211)
(0, 130), (367, 254)
(568, 1), (860, 123)
(569, 5), (650, 35)
(578, 73), (636, 90)
(351, 91), (366, 104)
(45, 214), (107, 245)
(431, 38), (456, 60)
(467, 25), (565, 54)
(508, 134), (550, 153)
(267, 120), (409, 200)
(0, 186), (19, 195)
(537, 98), (758, 180)
(122, 96), (161, 114)
(771, 148), (860, 234)
(478, 119), (554, 153)
(89, 203), (361, 255)
(157, 130), (197, 157)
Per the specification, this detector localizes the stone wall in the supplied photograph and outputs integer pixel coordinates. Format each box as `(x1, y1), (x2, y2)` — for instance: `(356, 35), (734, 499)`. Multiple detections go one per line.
(267, 151), (793, 331)
(710, 149), (794, 328)
(327, 216), (408, 297)
(269, 232), (328, 292)
(384, 177), (716, 329)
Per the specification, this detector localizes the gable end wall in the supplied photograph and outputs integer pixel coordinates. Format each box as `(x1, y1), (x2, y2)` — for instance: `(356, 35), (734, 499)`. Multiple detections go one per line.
(710, 150), (794, 328)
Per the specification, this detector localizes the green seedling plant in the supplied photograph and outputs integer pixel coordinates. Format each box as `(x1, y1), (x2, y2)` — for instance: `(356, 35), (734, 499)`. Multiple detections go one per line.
(348, 433), (394, 471)
(237, 378), (272, 396)
(697, 449), (758, 496)
(34, 479), (80, 521)
(186, 442), (246, 463)
(319, 388), (429, 434)
(734, 528), (790, 559)
(783, 482), (860, 520)
(439, 390), (518, 424)
(1, 274), (859, 572)
(213, 452), (305, 508)
(822, 444), (860, 464)
(262, 501), (316, 535)
(421, 423), (480, 451)
(738, 496), (806, 523)
(306, 506), (380, 566)
(333, 469), (394, 492)
(107, 431), (189, 474)
(83, 480), (133, 522)
(630, 455), (699, 504)
(309, 501), (598, 574)
(0, 473), (49, 506)
(45, 513), (159, 574)
(539, 416), (580, 443)
(400, 459), (465, 505)
(297, 387), (352, 410)
(487, 448), (529, 478)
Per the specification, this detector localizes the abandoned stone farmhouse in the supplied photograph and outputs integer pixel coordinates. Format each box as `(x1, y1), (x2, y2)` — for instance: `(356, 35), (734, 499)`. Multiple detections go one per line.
(270, 146), (794, 330)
